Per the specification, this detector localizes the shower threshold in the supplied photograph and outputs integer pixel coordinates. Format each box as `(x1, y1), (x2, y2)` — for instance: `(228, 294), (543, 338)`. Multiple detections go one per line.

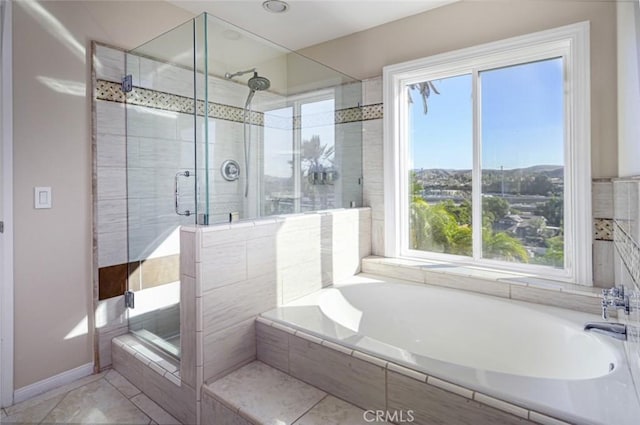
(131, 328), (181, 361)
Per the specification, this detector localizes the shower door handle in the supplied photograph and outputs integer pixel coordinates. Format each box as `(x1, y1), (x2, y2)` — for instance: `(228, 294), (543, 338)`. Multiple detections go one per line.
(174, 171), (192, 217)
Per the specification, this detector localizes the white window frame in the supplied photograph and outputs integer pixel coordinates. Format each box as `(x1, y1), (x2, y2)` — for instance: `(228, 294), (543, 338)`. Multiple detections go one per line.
(383, 22), (592, 285)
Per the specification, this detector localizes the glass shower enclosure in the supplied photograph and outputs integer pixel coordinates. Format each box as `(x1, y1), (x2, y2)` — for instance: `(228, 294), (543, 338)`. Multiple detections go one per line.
(123, 13), (363, 358)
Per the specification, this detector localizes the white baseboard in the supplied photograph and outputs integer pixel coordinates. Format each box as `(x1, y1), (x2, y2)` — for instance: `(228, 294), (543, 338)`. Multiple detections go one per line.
(13, 362), (94, 404)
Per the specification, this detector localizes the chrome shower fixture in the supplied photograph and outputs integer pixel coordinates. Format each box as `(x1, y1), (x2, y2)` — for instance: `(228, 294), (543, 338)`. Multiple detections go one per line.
(247, 72), (271, 92)
(224, 68), (256, 80)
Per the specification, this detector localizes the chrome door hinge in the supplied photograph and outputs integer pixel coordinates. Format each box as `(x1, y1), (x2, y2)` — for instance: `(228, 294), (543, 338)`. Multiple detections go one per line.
(124, 290), (135, 309)
(122, 75), (133, 93)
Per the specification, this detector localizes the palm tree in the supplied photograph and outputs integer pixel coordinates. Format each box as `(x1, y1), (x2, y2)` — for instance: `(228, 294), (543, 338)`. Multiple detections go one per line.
(301, 135), (334, 172)
(410, 198), (472, 255)
(408, 81), (440, 114)
(482, 230), (529, 263)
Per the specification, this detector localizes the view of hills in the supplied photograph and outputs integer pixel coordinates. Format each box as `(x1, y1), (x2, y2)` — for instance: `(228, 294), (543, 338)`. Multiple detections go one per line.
(414, 165), (564, 197)
(414, 165), (563, 179)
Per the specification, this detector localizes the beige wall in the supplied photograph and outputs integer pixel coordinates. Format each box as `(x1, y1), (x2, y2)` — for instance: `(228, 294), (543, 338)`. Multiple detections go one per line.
(617, 0), (640, 177)
(299, 0), (618, 178)
(13, 0), (193, 389)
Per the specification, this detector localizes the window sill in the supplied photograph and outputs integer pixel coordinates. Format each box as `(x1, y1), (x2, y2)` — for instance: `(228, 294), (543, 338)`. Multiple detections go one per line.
(361, 256), (606, 317)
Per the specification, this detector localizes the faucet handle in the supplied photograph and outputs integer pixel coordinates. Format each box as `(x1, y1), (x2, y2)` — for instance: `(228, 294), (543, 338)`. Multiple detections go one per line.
(601, 298), (609, 320)
(603, 286), (625, 299)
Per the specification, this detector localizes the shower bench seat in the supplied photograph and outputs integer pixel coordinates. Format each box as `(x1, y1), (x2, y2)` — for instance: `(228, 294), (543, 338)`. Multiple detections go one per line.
(201, 361), (388, 425)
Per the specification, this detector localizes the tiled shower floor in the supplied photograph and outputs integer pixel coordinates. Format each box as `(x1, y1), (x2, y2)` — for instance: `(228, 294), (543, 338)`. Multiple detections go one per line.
(0, 370), (180, 424)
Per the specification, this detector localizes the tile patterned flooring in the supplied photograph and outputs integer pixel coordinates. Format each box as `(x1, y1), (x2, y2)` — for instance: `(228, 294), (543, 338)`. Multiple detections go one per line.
(0, 370), (181, 424)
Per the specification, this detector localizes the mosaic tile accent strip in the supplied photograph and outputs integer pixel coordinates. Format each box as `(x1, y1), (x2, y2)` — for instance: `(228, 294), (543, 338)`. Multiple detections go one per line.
(595, 218), (614, 241)
(614, 219), (640, 288)
(96, 80), (264, 126)
(333, 104), (383, 124)
(96, 79), (126, 103)
(96, 79), (383, 128)
(336, 106), (362, 124)
(361, 103), (383, 121)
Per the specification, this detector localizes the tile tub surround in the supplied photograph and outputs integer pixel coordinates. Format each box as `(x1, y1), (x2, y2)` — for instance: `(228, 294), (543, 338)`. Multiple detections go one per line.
(256, 319), (540, 425)
(361, 256), (606, 316)
(256, 274), (640, 425)
(180, 207), (372, 405)
(112, 334), (196, 424)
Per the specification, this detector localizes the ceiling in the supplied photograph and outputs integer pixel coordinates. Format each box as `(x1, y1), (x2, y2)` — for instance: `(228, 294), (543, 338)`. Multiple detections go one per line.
(167, 0), (456, 51)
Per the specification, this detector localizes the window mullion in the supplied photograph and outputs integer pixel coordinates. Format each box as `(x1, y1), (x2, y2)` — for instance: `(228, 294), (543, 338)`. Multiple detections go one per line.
(293, 103), (301, 213)
(472, 68), (483, 262)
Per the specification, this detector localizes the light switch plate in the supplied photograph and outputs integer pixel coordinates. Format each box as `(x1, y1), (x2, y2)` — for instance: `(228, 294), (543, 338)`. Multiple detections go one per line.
(34, 187), (52, 209)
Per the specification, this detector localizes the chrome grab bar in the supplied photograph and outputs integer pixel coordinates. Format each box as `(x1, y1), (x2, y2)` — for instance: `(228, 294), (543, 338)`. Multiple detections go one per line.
(174, 170), (192, 217)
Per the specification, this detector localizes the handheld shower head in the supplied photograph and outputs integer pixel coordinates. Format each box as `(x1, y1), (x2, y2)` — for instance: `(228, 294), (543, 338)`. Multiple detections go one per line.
(244, 72), (271, 109)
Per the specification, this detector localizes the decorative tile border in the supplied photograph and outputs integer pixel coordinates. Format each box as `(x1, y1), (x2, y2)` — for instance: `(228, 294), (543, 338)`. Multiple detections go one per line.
(362, 103), (384, 121)
(96, 80), (264, 126)
(96, 79), (383, 129)
(595, 218), (614, 241)
(255, 317), (572, 425)
(614, 219), (640, 288)
(334, 104), (383, 124)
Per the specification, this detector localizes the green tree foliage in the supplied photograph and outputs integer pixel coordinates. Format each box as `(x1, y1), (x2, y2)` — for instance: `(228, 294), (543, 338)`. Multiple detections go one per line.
(482, 197), (510, 225)
(534, 197), (563, 227)
(410, 199), (467, 254)
(410, 171), (423, 198)
(539, 235), (564, 267)
(410, 199), (528, 261)
(442, 199), (471, 226)
(526, 175), (554, 196)
(482, 229), (529, 263)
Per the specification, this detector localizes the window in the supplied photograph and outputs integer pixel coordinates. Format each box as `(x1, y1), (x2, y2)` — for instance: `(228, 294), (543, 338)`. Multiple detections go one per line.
(383, 23), (591, 284)
(262, 94), (336, 215)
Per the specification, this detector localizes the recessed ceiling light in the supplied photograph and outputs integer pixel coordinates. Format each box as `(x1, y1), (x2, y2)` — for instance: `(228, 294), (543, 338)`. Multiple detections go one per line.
(262, 0), (289, 14)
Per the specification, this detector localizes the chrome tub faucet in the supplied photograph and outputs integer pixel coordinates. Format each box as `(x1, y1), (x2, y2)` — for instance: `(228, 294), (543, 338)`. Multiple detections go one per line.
(584, 322), (627, 341)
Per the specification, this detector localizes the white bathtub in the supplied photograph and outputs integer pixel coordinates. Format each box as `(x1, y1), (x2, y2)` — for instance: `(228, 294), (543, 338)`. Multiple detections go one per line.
(261, 274), (640, 425)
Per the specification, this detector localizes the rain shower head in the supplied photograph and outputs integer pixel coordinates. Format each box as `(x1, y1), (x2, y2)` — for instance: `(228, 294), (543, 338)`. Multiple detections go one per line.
(245, 72), (271, 109)
(248, 72), (271, 91)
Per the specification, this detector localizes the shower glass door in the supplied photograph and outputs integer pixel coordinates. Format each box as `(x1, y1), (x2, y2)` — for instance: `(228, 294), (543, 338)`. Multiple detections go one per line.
(124, 18), (203, 359)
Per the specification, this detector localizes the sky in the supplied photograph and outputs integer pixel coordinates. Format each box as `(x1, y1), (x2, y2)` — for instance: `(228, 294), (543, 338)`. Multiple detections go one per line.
(409, 57), (565, 171)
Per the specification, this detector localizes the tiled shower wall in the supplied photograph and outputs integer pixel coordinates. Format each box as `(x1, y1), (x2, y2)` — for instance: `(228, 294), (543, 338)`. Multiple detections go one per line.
(179, 208), (372, 413)
(612, 178), (640, 402)
(360, 76), (615, 287)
